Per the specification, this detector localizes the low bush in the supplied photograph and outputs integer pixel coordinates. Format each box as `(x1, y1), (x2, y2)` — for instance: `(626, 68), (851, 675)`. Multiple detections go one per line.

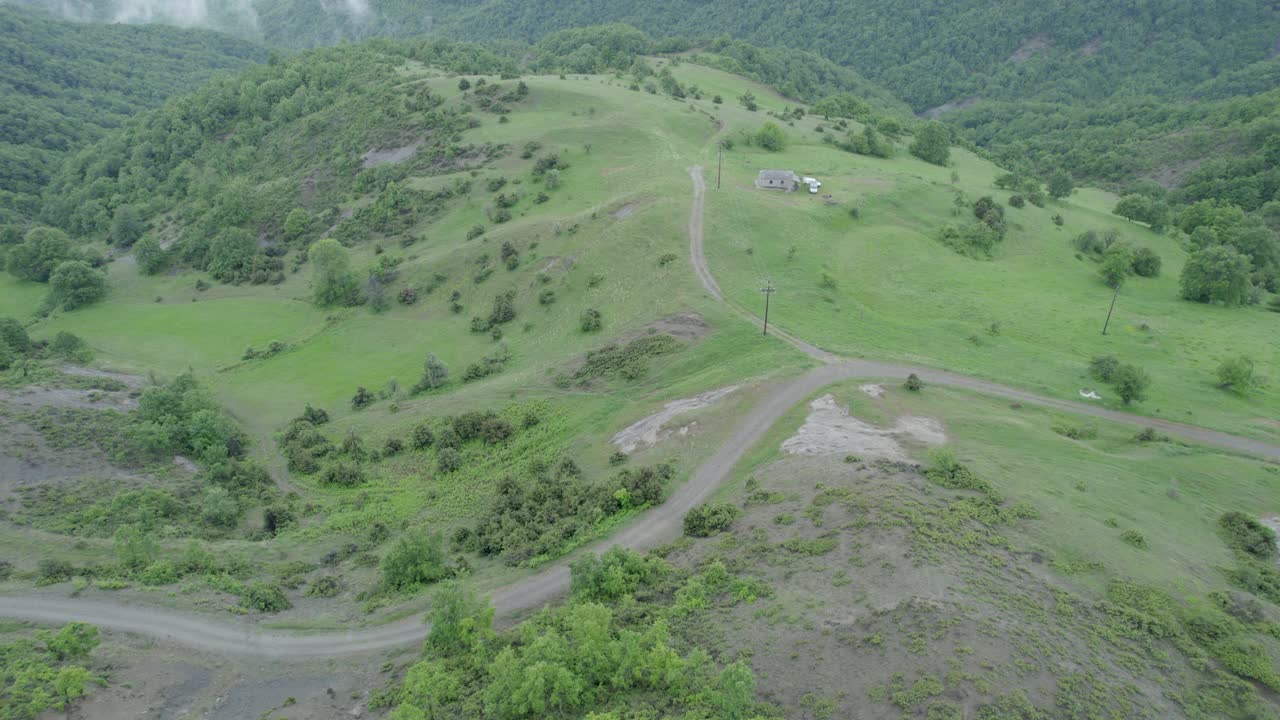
(382, 531), (450, 590)
(1120, 530), (1148, 549)
(904, 373), (923, 391)
(1219, 512), (1277, 560)
(580, 308), (603, 332)
(683, 502), (742, 537)
(239, 582), (291, 612)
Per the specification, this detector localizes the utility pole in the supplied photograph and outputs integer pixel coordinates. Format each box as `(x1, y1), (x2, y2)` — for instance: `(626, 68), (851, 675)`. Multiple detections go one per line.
(1102, 284), (1120, 335)
(717, 144), (723, 189)
(760, 279), (775, 336)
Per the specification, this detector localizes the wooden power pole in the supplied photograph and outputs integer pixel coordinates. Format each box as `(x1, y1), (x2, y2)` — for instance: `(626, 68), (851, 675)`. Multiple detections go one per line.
(717, 144), (723, 189)
(760, 279), (775, 335)
(1102, 284), (1120, 335)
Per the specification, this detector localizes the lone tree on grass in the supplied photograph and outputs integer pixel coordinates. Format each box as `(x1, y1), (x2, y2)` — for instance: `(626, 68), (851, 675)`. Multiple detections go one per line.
(47, 261), (106, 311)
(1216, 356), (1256, 394)
(908, 122), (950, 166)
(413, 353), (449, 393)
(1046, 170), (1074, 200)
(1112, 364), (1150, 405)
(1180, 245), (1252, 306)
(310, 238), (359, 307)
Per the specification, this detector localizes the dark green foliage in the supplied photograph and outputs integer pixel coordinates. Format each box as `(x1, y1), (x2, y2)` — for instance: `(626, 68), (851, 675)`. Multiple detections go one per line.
(1130, 246), (1162, 277)
(569, 546), (669, 602)
(320, 460), (365, 486)
(579, 307), (603, 332)
(239, 582), (292, 612)
(1113, 195), (1170, 231)
(909, 122), (950, 166)
(0, 317), (31, 354)
(46, 260), (106, 311)
(0, 5), (262, 221)
(462, 343), (510, 382)
(904, 373), (923, 391)
(754, 122), (786, 151)
(1120, 529), (1148, 549)
(134, 372), (247, 464)
(437, 448), (463, 474)
(683, 502), (742, 537)
(1216, 356), (1257, 393)
(574, 334), (681, 382)
(350, 386), (375, 410)
(457, 463), (674, 565)
(1112, 364), (1151, 405)
(1181, 245), (1253, 306)
(925, 448), (999, 501)
(133, 235), (167, 275)
(298, 404), (330, 425)
(1219, 512), (1277, 560)
(413, 353), (449, 393)
(411, 424), (435, 450)
(6, 227), (74, 282)
(1088, 355), (1120, 382)
(426, 583), (494, 655)
(382, 531), (449, 590)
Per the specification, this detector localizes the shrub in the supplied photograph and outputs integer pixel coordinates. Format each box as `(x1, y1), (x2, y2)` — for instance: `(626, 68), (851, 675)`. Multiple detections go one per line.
(298, 404), (330, 425)
(683, 502), (742, 537)
(437, 447), (463, 473)
(1112, 364), (1150, 405)
(412, 354), (449, 393)
(411, 424), (435, 450)
(1052, 214), (1064, 226)
(1216, 356), (1256, 393)
(1130, 247), (1162, 277)
(904, 373), (923, 391)
(538, 288), (556, 305)
(49, 331), (91, 362)
(466, 225), (485, 240)
(351, 386), (375, 409)
(580, 308), (603, 332)
(306, 576), (342, 598)
(925, 448), (999, 500)
(1008, 194), (1025, 208)
(399, 288), (418, 305)
(381, 531), (449, 590)
(1120, 530), (1148, 549)
(383, 437), (404, 456)
(320, 460), (365, 487)
(1088, 355), (1120, 382)
(1219, 511), (1277, 560)
(38, 559), (75, 584)
(239, 582), (292, 612)
(47, 261), (107, 311)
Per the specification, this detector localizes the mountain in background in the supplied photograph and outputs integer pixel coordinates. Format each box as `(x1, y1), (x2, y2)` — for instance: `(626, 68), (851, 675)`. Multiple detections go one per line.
(0, 4), (265, 222)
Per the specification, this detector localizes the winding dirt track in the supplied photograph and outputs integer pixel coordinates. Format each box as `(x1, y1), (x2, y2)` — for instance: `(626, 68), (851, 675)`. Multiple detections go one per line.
(2, 167), (1276, 660)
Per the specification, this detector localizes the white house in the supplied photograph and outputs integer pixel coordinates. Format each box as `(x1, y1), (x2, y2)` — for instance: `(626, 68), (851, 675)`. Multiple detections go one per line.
(756, 170), (800, 191)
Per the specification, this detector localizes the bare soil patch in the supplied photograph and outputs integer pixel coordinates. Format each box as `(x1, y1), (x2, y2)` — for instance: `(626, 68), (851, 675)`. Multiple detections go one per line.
(1080, 35), (1103, 56)
(60, 364), (146, 390)
(641, 311), (711, 343)
(1008, 34), (1051, 63)
(611, 385), (739, 454)
(920, 96), (982, 119)
(780, 394), (944, 461)
(611, 202), (638, 219)
(600, 166), (628, 176)
(361, 141), (422, 168)
(0, 385), (138, 412)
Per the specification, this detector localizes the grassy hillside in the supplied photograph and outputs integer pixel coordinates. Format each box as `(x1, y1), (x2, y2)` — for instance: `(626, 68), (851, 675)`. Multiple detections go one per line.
(0, 4), (265, 222)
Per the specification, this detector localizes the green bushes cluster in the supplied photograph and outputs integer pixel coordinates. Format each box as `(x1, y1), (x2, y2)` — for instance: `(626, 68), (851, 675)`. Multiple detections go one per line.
(455, 462), (674, 565)
(683, 502), (742, 537)
(574, 334), (681, 382)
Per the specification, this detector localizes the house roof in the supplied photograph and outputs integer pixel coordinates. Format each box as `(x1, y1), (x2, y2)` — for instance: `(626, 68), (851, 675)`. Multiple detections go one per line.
(757, 170), (798, 181)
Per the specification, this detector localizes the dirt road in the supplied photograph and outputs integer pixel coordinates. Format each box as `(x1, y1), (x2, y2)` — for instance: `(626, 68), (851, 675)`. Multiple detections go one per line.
(2, 166), (1277, 660)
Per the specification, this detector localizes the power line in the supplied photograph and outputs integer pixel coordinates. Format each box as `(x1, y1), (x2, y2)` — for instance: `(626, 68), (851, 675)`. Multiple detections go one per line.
(760, 279), (775, 336)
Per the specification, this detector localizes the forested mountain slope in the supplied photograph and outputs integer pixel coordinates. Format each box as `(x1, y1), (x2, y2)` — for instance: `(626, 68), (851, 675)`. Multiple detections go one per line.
(0, 5), (265, 222)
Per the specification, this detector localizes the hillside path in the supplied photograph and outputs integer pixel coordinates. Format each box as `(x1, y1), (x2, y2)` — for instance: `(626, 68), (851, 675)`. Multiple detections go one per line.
(1, 166), (1278, 660)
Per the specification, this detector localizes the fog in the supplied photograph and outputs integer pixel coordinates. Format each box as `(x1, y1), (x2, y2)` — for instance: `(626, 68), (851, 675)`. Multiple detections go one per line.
(20, 0), (375, 35)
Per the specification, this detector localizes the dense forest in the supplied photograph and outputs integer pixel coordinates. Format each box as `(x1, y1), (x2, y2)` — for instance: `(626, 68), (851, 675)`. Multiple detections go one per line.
(0, 5), (265, 223)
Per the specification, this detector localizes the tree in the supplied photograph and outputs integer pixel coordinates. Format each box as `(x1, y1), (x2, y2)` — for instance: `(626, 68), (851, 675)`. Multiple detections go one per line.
(109, 204), (145, 247)
(580, 308), (602, 332)
(426, 583), (494, 655)
(398, 659), (462, 719)
(382, 531), (449, 590)
(7, 226), (74, 282)
(114, 524), (156, 571)
(414, 354), (449, 393)
(310, 238), (358, 306)
(1112, 364), (1150, 405)
(683, 502), (742, 537)
(1181, 245), (1252, 306)
(1216, 356), (1256, 393)
(1046, 171), (1074, 200)
(206, 227), (256, 282)
(47, 261), (106, 310)
(1130, 246), (1162, 277)
(43, 622), (99, 661)
(282, 208), (314, 242)
(133, 234), (166, 275)
(53, 664), (91, 713)
(1099, 243), (1133, 288)
(0, 316), (31, 354)
(738, 91), (757, 111)
(458, 77), (471, 91)
(754, 122), (786, 152)
(1114, 194), (1169, 232)
(908, 122), (950, 166)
